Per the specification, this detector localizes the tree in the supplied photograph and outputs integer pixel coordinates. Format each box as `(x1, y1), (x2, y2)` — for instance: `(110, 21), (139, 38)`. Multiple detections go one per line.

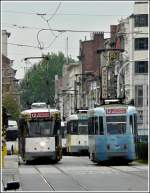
(19, 52), (76, 109)
(3, 95), (20, 121)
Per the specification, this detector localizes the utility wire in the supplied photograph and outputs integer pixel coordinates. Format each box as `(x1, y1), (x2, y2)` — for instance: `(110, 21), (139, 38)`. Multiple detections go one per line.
(37, 2), (62, 49)
(44, 31), (64, 49)
(37, 14), (56, 37)
(2, 23), (148, 34)
(6, 42), (39, 49)
(2, 10), (129, 17)
(47, 2), (62, 22)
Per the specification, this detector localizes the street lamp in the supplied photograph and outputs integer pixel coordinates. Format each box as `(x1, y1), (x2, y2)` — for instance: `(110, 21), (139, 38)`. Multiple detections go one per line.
(117, 60), (134, 98)
(61, 89), (77, 113)
(75, 73), (95, 110)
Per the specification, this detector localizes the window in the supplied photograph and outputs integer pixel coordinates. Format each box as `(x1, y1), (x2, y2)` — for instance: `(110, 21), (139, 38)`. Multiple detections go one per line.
(68, 121), (78, 134)
(137, 110), (143, 124)
(88, 116), (104, 135)
(88, 117), (94, 135)
(94, 117), (99, 135)
(133, 114), (138, 142)
(28, 120), (54, 137)
(78, 120), (88, 134)
(135, 61), (148, 74)
(135, 85), (143, 107)
(106, 116), (126, 122)
(135, 38), (148, 50)
(129, 115), (134, 134)
(99, 117), (104, 135)
(106, 116), (126, 135)
(134, 14), (148, 27)
(107, 123), (126, 135)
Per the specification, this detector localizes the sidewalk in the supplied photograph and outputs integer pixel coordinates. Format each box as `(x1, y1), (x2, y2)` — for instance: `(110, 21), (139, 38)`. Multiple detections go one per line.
(2, 155), (21, 191)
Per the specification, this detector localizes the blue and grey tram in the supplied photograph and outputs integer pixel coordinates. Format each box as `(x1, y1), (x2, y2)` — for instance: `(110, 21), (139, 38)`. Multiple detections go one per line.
(88, 101), (138, 163)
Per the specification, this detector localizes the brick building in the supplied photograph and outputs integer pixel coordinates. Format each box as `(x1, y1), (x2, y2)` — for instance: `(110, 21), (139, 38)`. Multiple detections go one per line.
(78, 32), (104, 108)
(2, 30), (20, 105)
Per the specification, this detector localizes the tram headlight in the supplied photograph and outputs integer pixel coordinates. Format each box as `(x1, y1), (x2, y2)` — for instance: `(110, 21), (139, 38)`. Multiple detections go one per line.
(40, 141), (46, 147)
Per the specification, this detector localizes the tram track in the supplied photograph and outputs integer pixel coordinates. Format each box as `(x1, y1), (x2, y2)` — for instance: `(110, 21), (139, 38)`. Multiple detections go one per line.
(108, 165), (148, 180)
(19, 157), (147, 191)
(34, 166), (55, 191)
(53, 164), (89, 191)
(32, 164), (89, 191)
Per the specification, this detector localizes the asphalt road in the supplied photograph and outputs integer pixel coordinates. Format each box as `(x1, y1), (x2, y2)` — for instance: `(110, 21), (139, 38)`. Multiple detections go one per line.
(18, 156), (148, 191)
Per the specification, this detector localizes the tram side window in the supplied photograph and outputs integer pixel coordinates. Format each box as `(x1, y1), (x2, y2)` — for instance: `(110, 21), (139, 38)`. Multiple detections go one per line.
(67, 121), (78, 134)
(88, 117), (94, 135)
(99, 117), (104, 135)
(95, 117), (99, 135)
(134, 114), (138, 142)
(129, 115), (134, 134)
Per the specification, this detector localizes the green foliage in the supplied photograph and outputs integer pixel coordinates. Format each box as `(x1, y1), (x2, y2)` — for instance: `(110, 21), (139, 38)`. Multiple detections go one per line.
(136, 142), (148, 161)
(3, 95), (20, 120)
(20, 52), (76, 109)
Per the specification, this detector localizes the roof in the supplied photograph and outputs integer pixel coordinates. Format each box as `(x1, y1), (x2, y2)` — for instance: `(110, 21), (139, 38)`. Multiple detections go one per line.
(21, 108), (59, 113)
(88, 104), (137, 116)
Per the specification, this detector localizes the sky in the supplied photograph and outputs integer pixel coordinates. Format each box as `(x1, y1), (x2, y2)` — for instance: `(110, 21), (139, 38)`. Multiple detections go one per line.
(2, 1), (134, 80)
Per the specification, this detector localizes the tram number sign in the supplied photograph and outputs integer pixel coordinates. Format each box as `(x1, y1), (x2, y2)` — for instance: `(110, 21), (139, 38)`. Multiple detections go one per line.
(31, 112), (50, 118)
(106, 108), (126, 114)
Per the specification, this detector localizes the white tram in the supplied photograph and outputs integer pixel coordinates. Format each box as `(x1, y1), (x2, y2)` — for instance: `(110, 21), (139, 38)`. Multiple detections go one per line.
(18, 107), (62, 163)
(66, 110), (89, 155)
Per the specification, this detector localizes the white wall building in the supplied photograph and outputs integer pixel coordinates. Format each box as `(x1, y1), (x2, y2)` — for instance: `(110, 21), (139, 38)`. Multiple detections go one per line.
(119, 1), (148, 141)
(59, 63), (81, 119)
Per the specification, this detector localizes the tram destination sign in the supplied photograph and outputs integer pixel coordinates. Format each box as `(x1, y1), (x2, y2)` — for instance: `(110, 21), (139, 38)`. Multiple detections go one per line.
(106, 108), (126, 114)
(31, 112), (50, 118)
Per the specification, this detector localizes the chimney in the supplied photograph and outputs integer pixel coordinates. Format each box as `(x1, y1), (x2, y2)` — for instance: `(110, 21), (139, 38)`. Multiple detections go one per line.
(110, 25), (117, 39)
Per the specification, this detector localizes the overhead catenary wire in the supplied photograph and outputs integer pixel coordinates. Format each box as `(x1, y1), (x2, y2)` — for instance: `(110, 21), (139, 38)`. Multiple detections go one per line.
(37, 2), (62, 49)
(2, 10), (129, 17)
(6, 42), (39, 49)
(2, 23), (149, 35)
(47, 2), (62, 22)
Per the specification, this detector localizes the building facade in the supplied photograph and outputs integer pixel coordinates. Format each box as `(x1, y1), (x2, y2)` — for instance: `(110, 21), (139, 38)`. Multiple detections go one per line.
(55, 62), (81, 120)
(114, 1), (148, 141)
(2, 30), (20, 105)
(78, 32), (104, 108)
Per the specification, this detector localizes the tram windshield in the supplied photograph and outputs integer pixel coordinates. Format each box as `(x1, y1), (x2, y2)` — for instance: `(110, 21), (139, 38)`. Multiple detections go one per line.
(106, 116), (126, 135)
(78, 120), (88, 134)
(28, 119), (56, 137)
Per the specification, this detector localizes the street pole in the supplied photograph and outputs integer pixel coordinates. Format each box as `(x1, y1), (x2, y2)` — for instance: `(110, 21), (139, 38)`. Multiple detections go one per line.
(75, 73), (94, 110)
(117, 60), (130, 98)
